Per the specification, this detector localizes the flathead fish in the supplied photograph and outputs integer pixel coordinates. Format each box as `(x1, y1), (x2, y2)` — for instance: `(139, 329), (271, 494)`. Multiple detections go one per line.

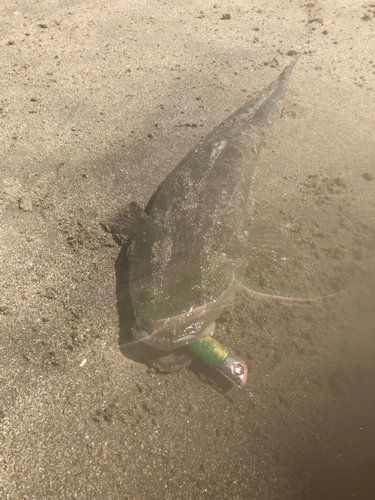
(114, 57), (299, 386)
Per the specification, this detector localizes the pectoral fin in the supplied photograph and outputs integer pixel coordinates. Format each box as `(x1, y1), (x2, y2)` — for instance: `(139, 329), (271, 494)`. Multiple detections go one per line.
(235, 222), (328, 300)
(105, 201), (148, 245)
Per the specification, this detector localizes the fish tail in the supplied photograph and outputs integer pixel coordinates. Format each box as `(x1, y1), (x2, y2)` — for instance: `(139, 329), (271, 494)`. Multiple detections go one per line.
(249, 55), (300, 127)
(225, 55), (299, 133)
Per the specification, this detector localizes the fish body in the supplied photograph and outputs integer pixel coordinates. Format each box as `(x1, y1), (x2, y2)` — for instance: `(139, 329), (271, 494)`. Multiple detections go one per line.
(116, 58), (299, 385)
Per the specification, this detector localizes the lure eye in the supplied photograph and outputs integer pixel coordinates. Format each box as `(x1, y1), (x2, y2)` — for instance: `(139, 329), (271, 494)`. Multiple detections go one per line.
(232, 363), (245, 376)
(221, 355), (248, 386)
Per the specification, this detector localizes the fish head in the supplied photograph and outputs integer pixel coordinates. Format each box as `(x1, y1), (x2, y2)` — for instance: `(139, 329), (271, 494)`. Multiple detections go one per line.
(129, 264), (239, 351)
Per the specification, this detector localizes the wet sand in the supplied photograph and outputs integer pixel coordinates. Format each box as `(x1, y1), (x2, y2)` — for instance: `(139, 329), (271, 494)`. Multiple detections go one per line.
(1, 1), (375, 499)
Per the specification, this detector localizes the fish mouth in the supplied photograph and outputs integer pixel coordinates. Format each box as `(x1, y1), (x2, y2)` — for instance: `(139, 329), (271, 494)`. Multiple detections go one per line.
(131, 280), (241, 351)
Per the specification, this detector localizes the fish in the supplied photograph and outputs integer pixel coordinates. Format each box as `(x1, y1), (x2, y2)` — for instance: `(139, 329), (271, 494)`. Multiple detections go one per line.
(112, 57), (299, 386)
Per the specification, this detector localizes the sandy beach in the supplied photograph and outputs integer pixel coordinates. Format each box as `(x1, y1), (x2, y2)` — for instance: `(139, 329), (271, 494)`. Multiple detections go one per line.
(1, 1), (375, 498)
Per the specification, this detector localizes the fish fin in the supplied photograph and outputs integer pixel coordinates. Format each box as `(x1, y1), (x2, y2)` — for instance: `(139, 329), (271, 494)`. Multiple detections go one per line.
(249, 55), (300, 128)
(236, 221), (337, 300)
(104, 201), (148, 245)
(222, 55), (300, 134)
(241, 221), (297, 261)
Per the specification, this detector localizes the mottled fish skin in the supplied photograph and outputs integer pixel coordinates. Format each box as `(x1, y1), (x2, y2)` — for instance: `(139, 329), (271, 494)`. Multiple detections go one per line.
(125, 58), (299, 350)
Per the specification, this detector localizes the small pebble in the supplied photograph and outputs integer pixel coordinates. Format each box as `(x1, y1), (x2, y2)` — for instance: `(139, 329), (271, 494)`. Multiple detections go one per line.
(19, 196), (33, 212)
(362, 172), (373, 181)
